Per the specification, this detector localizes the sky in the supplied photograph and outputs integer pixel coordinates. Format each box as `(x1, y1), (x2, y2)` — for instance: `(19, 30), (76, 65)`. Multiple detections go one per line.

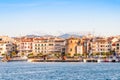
(0, 0), (120, 37)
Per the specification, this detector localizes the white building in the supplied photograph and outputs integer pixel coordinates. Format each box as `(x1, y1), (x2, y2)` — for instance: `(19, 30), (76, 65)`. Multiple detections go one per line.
(33, 37), (65, 55)
(0, 36), (16, 56)
(77, 45), (83, 55)
(114, 41), (120, 54)
(0, 41), (15, 56)
(89, 38), (111, 53)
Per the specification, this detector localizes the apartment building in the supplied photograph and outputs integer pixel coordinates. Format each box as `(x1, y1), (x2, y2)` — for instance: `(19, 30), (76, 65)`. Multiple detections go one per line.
(114, 41), (120, 54)
(33, 37), (48, 54)
(91, 38), (111, 53)
(52, 38), (65, 53)
(18, 37), (33, 55)
(0, 36), (16, 56)
(33, 37), (65, 55)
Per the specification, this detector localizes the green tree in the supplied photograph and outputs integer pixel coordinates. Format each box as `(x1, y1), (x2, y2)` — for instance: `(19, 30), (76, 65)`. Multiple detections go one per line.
(54, 53), (61, 58)
(11, 51), (16, 57)
(1, 53), (6, 56)
(28, 53), (34, 58)
(74, 53), (78, 56)
(66, 53), (71, 57)
(37, 53), (43, 57)
(82, 53), (87, 58)
(21, 52), (25, 57)
(106, 52), (112, 57)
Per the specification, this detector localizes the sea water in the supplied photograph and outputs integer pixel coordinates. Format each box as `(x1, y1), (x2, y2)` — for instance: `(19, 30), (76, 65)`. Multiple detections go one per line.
(0, 62), (120, 80)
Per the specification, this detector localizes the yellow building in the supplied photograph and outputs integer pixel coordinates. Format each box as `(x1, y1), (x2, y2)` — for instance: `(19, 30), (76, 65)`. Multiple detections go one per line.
(65, 37), (81, 57)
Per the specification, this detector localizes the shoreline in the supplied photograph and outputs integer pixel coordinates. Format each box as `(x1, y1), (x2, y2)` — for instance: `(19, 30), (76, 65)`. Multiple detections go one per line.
(1, 57), (120, 63)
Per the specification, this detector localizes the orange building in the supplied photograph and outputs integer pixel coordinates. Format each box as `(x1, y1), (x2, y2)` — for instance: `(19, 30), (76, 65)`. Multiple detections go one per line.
(65, 37), (81, 56)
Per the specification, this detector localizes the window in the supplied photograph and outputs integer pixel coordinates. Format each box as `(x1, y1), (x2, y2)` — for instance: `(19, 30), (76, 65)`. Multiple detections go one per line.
(70, 48), (72, 52)
(117, 47), (119, 50)
(0, 38), (2, 41)
(117, 44), (119, 46)
(55, 44), (60, 46)
(49, 44), (53, 46)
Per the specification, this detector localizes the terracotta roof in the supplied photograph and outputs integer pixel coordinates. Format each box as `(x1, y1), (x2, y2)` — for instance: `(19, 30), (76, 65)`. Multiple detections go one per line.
(21, 38), (33, 42)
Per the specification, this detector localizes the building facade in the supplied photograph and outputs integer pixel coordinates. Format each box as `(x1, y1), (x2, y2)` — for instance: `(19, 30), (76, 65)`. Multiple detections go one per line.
(65, 37), (81, 56)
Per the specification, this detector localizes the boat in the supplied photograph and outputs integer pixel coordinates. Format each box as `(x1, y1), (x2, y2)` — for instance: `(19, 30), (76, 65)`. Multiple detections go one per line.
(97, 58), (103, 63)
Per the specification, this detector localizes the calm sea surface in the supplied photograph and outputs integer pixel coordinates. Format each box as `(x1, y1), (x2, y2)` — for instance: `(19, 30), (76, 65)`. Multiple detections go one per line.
(0, 62), (120, 80)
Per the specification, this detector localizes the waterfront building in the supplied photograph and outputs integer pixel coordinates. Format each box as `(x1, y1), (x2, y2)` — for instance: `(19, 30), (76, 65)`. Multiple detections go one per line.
(33, 37), (48, 55)
(65, 37), (81, 57)
(76, 45), (83, 55)
(91, 38), (111, 53)
(1, 35), (120, 58)
(0, 36), (16, 57)
(49, 37), (65, 53)
(0, 36), (15, 42)
(18, 37), (33, 56)
(33, 37), (65, 55)
(114, 41), (120, 54)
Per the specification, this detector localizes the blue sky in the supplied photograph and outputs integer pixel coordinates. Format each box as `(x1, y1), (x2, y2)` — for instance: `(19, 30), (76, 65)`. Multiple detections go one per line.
(0, 0), (120, 37)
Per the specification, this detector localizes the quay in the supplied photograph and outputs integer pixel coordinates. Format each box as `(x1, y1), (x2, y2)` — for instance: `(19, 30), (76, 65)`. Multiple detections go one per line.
(27, 57), (120, 63)
(1, 56), (120, 63)
(27, 59), (83, 62)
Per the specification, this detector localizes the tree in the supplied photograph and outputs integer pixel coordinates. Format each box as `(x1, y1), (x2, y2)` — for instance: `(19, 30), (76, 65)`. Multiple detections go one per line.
(66, 53), (71, 57)
(11, 51), (16, 57)
(1, 53), (6, 56)
(28, 53), (34, 58)
(77, 54), (81, 56)
(83, 53), (88, 58)
(21, 52), (24, 57)
(54, 52), (61, 58)
(37, 53), (43, 57)
(106, 52), (112, 57)
(74, 53), (78, 56)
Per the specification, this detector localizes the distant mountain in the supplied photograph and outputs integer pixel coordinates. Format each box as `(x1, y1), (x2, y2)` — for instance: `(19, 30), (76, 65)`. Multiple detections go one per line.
(59, 33), (83, 39)
(25, 34), (55, 38)
(24, 32), (85, 38)
(43, 35), (54, 37)
(25, 35), (41, 38)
